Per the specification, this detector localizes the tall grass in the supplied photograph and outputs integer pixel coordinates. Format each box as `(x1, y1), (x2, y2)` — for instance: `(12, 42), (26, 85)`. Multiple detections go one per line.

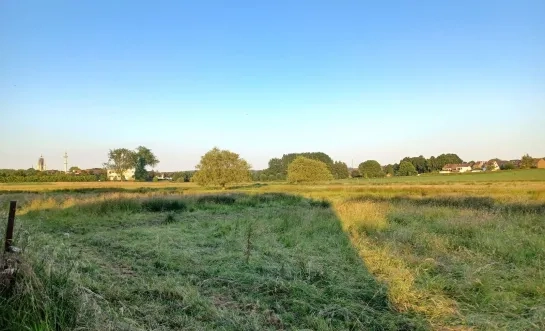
(335, 198), (545, 329)
(0, 247), (112, 331)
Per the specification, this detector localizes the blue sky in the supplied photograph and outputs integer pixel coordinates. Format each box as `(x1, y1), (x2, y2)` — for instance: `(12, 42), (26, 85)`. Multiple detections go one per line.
(1, 0), (544, 171)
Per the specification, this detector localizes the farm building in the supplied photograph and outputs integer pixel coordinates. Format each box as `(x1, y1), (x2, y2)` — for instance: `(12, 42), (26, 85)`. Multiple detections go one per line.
(537, 158), (545, 169)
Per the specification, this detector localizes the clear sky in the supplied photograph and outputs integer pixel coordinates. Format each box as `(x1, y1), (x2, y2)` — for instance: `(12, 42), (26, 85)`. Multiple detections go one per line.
(1, 1), (544, 171)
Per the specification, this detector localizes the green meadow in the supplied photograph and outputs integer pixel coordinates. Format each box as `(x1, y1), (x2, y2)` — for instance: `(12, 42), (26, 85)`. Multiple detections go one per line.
(1, 174), (544, 330)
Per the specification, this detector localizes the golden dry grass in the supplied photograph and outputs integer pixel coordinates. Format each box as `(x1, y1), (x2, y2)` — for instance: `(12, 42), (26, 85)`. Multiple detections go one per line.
(333, 200), (465, 329)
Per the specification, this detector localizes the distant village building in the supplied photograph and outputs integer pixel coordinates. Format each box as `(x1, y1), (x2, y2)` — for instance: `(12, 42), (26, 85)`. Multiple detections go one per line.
(107, 168), (136, 181)
(86, 168), (105, 176)
(472, 161), (486, 170)
(36, 155), (46, 171)
(486, 160), (500, 171)
(440, 163), (472, 173)
(536, 158), (545, 169)
(156, 173), (173, 181)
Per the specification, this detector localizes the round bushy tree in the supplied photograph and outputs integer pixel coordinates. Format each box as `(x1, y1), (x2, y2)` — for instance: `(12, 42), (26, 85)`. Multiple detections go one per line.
(192, 147), (252, 188)
(287, 156), (333, 183)
(397, 161), (418, 176)
(358, 160), (384, 178)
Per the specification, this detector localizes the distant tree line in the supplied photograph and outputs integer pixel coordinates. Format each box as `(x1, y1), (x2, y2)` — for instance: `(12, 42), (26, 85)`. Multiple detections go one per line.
(368, 153), (465, 177)
(3, 147), (542, 184)
(0, 169), (103, 182)
(171, 171), (195, 182)
(261, 152), (349, 180)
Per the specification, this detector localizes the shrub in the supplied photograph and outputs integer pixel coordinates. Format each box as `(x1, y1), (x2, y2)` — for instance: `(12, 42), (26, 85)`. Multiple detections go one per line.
(142, 199), (187, 212)
(164, 213), (176, 224)
(196, 195), (237, 205)
(500, 162), (515, 170)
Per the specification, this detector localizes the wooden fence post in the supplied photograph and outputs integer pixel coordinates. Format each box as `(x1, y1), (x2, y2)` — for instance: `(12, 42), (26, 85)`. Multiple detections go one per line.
(4, 201), (17, 252)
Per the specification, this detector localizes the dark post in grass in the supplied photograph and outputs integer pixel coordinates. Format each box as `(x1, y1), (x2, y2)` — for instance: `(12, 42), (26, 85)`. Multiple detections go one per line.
(4, 201), (17, 252)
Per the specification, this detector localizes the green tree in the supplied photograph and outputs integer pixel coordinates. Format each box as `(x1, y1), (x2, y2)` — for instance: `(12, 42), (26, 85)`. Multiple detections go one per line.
(265, 152), (334, 176)
(287, 157), (333, 183)
(104, 148), (135, 181)
(401, 155), (428, 173)
(267, 158), (284, 176)
(398, 161), (418, 176)
(259, 173), (267, 182)
(69, 166), (80, 172)
(393, 163), (400, 174)
(192, 147), (252, 188)
(134, 146), (159, 168)
(358, 160), (384, 178)
(331, 161), (349, 179)
(350, 169), (361, 178)
(520, 154), (535, 169)
(134, 156), (148, 181)
(500, 162), (515, 170)
(426, 156), (438, 172)
(435, 153), (463, 170)
(384, 164), (394, 176)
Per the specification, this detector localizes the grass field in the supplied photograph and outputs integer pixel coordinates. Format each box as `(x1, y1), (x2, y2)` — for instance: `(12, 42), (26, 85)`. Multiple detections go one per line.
(1, 170), (545, 330)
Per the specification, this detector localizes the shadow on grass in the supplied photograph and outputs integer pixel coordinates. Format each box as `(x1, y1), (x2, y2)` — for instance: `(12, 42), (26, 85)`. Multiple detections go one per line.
(3, 192), (429, 330)
(229, 183), (269, 190)
(349, 194), (545, 214)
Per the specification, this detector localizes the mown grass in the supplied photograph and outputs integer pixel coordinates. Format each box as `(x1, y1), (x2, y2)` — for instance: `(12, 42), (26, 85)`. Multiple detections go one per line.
(1, 193), (423, 330)
(1, 181), (544, 330)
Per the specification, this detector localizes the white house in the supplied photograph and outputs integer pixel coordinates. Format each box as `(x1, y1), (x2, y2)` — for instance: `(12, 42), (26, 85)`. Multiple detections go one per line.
(107, 168), (136, 181)
(156, 173), (173, 181)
